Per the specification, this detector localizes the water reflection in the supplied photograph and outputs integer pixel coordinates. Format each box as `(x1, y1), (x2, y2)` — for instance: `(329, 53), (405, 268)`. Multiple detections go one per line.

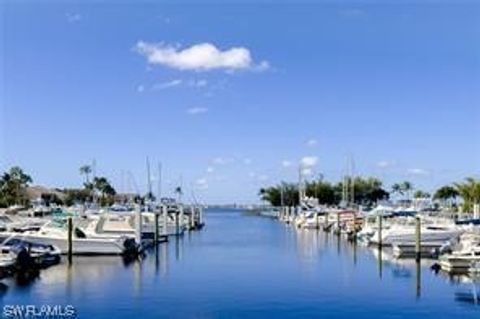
(416, 260), (421, 299)
(294, 229), (322, 263)
(0, 282), (8, 297)
(1, 210), (479, 318)
(453, 276), (480, 306)
(133, 257), (142, 297)
(352, 240), (357, 266)
(174, 236), (183, 261)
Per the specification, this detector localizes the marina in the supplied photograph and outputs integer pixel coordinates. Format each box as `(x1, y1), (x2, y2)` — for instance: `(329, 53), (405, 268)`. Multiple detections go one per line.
(1, 209), (479, 318)
(2, 1), (480, 317)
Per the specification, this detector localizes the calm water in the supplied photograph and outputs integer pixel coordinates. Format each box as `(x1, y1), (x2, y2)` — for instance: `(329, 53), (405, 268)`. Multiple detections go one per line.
(1, 209), (479, 318)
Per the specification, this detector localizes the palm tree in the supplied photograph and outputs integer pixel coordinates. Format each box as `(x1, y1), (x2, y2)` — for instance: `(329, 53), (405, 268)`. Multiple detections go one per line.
(79, 165), (92, 184)
(454, 177), (480, 212)
(92, 177), (116, 206)
(401, 181), (413, 201)
(0, 166), (33, 206)
(433, 185), (459, 208)
(413, 190), (430, 199)
(391, 183), (403, 198)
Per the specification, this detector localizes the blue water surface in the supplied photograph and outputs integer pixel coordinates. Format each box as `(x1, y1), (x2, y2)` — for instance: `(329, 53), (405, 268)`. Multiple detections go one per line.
(1, 209), (479, 318)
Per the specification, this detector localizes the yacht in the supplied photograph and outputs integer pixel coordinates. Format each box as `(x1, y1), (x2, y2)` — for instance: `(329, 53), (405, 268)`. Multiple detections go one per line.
(439, 232), (480, 273)
(258, 208), (280, 219)
(294, 210), (324, 229)
(357, 205), (395, 242)
(0, 213), (48, 233)
(369, 217), (462, 246)
(15, 220), (137, 255)
(0, 233), (61, 267)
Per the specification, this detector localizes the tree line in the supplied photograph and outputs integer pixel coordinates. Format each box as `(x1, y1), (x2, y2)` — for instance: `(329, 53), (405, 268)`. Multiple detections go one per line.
(259, 176), (480, 211)
(259, 177), (389, 207)
(0, 165), (118, 208)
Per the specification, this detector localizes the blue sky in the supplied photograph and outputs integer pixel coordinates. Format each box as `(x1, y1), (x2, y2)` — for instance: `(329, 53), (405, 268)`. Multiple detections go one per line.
(1, 1), (480, 203)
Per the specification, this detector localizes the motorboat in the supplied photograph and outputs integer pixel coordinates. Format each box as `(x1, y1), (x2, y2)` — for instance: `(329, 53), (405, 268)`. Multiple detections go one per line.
(357, 205), (395, 242)
(258, 208), (280, 219)
(0, 213), (48, 233)
(439, 231), (480, 273)
(0, 233), (61, 267)
(15, 220), (137, 255)
(369, 217), (462, 246)
(78, 211), (183, 240)
(296, 211), (324, 229)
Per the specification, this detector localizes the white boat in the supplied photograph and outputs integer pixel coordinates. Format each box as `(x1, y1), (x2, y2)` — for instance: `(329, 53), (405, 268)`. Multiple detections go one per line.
(258, 208), (280, 218)
(0, 233), (61, 267)
(299, 212), (324, 229)
(357, 205), (395, 241)
(439, 232), (480, 273)
(0, 252), (15, 268)
(0, 213), (49, 232)
(77, 212), (179, 240)
(16, 221), (136, 255)
(369, 217), (462, 246)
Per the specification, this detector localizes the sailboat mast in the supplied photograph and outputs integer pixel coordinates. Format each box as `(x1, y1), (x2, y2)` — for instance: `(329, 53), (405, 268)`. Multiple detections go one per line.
(157, 162), (162, 203)
(146, 156), (152, 201)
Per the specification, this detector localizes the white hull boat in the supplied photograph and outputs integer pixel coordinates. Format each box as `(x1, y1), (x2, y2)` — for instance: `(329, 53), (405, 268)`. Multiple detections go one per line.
(18, 222), (136, 255)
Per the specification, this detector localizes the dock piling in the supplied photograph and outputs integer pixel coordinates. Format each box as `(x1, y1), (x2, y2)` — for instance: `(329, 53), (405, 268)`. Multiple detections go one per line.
(324, 212), (329, 231)
(67, 216), (73, 263)
(179, 205), (184, 234)
(175, 206), (181, 236)
(135, 204), (142, 245)
(162, 205), (168, 236)
(336, 213), (341, 236)
(154, 211), (159, 244)
(352, 212), (357, 240)
(415, 216), (421, 262)
(190, 207), (195, 229)
(377, 215), (383, 248)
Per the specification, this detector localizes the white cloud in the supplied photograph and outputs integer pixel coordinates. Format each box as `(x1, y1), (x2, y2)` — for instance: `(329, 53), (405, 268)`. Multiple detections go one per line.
(136, 85), (145, 93)
(152, 79), (182, 90)
(306, 139), (318, 147)
(248, 172), (257, 178)
(206, 166), (215, 174)
(281, 160), (292, 168)
(255, 60), (270, 72)
(195, 178), (208, 190)
(301, 168), (313, 177)
(300, 156), (318, 168)
(407, 168), (430, 176)
(243, 158), (252, 165)
(66, 13), (81, 23)
(377, 160), (393, 168)
(135, 41), (269, 72)
(186, 107), (208, 115)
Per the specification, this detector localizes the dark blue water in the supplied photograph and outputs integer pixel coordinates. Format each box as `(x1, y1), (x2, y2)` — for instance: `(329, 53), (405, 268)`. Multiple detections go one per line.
(1, 209), (479, 318)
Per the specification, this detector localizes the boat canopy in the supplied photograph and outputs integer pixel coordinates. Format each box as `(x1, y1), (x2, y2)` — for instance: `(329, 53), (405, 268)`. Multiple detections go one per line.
(367, 205), (394, 217)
